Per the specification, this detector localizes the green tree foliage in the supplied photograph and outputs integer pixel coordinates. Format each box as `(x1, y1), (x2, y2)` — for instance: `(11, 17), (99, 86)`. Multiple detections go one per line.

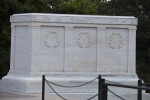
(94, 0), (116, 15)
(0, 0), (49, 79)
(47, 0), (98, 14)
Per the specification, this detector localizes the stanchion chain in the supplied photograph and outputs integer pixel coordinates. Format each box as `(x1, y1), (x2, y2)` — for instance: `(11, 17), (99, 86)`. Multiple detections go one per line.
(46, 80), (67, 100)
(45, 77), (99, 100)
(108, 88), (125, 100)
(105, 80), (122, 84)
(87, 93), (98, 100)
(46, 77), (98, 88)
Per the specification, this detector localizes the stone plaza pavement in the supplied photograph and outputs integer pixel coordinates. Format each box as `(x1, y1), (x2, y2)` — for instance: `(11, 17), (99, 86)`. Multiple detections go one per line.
(0, 91), (80, 100)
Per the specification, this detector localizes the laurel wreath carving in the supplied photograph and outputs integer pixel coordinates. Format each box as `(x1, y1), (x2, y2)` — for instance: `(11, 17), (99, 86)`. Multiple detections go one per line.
(44, 31), (60, 48)
(108, 33), (123, 49)
(77, 32), (93, 48)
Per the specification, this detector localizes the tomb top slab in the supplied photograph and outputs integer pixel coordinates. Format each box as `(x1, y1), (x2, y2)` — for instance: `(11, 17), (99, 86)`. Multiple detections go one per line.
(10, 13), (137, 25)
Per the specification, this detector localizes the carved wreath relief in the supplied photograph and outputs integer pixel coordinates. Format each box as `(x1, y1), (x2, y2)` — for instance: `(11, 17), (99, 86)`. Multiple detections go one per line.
(44, 31), (60, 48)
(108, 33), (123, 49)
(77, 32), (93, 48)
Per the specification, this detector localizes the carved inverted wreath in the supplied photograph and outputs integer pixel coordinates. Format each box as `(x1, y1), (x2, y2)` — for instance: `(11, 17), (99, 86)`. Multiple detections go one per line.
(44, 31), (60, 48)
(109, 33), (123, 49)
(77, 32), (93, 48)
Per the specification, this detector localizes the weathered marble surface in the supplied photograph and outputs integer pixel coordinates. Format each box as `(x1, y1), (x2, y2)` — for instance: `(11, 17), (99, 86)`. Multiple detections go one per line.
(0, 13), (145, 99)
(8, 13), (138, 74)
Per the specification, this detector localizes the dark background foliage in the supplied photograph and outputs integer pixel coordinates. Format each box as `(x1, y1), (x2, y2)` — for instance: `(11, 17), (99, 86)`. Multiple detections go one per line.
(0, 0), (149, 83)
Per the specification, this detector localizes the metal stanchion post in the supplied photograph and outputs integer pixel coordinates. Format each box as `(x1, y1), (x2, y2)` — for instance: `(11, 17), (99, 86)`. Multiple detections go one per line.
(138, 79), (142, 100)
(104, 84), (108, 100)
(101, 79), (105, 100)
(98, 75), (102, 100)
(42, 75), (45, 100)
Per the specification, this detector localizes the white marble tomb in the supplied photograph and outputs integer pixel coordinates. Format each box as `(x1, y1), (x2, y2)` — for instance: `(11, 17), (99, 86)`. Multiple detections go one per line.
(1, 13), (148, 100)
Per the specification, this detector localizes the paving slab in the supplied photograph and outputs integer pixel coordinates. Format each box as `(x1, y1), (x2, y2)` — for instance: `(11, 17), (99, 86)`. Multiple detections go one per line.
(0, 91), (80, 100)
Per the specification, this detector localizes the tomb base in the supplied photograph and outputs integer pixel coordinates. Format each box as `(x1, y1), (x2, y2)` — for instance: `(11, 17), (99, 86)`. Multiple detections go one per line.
(1, 71), (150, 100)
(0, 71), (137, 92)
